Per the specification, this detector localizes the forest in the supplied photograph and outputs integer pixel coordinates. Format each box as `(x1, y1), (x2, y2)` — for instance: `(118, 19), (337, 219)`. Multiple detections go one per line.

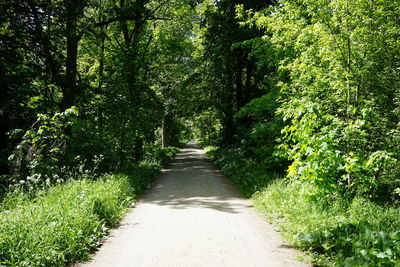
(0, 0), (399, 266)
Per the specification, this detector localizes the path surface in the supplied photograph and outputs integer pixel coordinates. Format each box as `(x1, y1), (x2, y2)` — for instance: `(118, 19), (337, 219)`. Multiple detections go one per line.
(81, 142), (308, 267)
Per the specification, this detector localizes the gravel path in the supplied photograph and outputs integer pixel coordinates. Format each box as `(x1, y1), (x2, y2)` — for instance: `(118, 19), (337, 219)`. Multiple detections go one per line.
(80, 142), (308, 267)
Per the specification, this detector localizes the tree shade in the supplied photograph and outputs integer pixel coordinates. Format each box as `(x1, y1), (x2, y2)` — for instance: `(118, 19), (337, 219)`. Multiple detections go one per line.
(1, 0), (399, 201)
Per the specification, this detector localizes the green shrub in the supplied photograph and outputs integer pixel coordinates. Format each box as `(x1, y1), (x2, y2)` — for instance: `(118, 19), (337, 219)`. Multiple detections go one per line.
(154, 147), (180, 167)
(203, 146), (218, 159)
(8, 107), (79, 183)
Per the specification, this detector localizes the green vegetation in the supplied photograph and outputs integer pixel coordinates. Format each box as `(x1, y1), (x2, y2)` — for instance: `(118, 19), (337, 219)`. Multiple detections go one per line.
(196, 0), (399, 264)
(205, 147), (400, 266)
(205, 146), (278, 198)
(1, 0), (195, 185)
(254, 181), (400, 266)
(1, 1), (188, 265)
(1, 0), (399, 265)
(0, 153), (177, 266)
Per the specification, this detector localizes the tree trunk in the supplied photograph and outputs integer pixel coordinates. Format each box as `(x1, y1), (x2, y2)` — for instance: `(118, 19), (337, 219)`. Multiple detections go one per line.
(98, 26), (106, 91)
(234, 50), (244, 110)
(244, 60), (254, 103)
(222, 108), (235, 145)
(0, 94), (9, 174)
(162, 115), (170, 148)
(133, 136), (143, 161)
(61, 0), (84, 110)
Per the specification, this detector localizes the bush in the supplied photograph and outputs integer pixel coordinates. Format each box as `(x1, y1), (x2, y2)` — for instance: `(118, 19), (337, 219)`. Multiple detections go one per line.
(8, 107), (79, 183)
(154, 147), (180, 167)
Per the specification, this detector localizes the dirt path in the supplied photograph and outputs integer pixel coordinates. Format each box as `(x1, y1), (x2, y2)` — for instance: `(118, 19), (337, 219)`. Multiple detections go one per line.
(81, 142), (308, 267)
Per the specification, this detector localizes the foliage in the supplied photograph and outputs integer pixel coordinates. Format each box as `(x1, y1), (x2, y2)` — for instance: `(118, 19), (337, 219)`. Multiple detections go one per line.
(205, 146), (280, 198)
(1, 0), (194, 184)
(8, 107), (79, 183)
(195, 0), (273, 144)
(234, 90), (288, 171)
(147, 2), (197, 147)
(235, 0), (400, 200)
(203, 145), (218, 159)
(192, 110), (222, 146)
(0, 160), (166, 266)
(145, 146), (180, 167)
(2, 0), (400, 264)
(254, 179), (400, 266)
(210, 146), (400, 265)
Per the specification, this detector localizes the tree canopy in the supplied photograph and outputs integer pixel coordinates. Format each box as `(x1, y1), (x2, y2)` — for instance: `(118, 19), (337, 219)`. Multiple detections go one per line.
(1, 0), (399, 201)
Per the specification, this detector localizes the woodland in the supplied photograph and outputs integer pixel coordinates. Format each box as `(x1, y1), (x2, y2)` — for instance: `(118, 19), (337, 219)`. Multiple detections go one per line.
(0, 0), (400, 266)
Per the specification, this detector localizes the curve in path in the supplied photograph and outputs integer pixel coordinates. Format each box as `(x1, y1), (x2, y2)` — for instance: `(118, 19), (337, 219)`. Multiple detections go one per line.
(80, 142), (308, 267)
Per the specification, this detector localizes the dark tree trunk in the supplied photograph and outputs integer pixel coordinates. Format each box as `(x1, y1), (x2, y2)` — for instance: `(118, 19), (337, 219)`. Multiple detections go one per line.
(61, 0), (85, 110)
(162, 115), (170, 148)
(98, 26), (106, 91)
(244, 60), (254, 103)
(133, 136), (143, 161)
(234, 50), (244, 110)
(0, 84), (9, 174)
(222, 109), (235, 145)
(118, 130), (126, 168)
(28, 1), (64, 96)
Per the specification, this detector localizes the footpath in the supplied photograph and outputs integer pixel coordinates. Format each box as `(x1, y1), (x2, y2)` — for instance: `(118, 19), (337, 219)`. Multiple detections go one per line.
(80, 142), (307, 267)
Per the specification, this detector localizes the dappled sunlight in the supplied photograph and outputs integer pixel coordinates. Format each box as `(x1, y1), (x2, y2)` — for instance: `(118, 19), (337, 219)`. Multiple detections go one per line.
(149, 196), (252, 214)
(145, 142), (249, 214)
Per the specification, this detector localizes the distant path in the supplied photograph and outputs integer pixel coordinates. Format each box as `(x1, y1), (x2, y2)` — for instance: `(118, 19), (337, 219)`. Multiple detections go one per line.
(80, 142), (308, 267)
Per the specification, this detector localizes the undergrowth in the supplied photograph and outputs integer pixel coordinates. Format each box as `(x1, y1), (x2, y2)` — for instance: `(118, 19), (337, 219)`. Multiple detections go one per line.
(206, 146), (400, 266)
(204, 145), (279, 197)
(254, 180), (400, 266)
(0, 147), (178, 266)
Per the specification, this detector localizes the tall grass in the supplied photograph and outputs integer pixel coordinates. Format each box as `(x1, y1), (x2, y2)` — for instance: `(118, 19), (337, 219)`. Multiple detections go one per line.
(0, 159), (168, 266)
(207, 146), (400, 266)
(254, 180), (400, 266)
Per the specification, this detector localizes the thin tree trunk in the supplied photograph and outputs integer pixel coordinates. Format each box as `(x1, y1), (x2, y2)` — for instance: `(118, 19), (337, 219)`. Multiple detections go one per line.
(234, 50), (244, 110)
(162, 115), (170, 148)
(98, 26), (106, 91)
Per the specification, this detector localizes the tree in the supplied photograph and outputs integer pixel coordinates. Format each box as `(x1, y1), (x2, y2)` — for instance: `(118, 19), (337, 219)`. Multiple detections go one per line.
(242, 0), (400, 197)
(197, 0), (273, 144)
(147, 0), (197, 147)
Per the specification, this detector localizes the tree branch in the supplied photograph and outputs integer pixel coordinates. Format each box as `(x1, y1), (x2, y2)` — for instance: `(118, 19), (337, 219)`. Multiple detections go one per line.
(78, 0), (172, 39)
(144, 0), (171, 21)
(147, 17), (172, 21)
(94, 14), (139, 27)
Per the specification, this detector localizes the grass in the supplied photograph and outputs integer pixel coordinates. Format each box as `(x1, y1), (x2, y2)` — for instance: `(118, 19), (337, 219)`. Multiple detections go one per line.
(204, 145), (279, 197)
(205, 146), (400, 266)
(0, 147), (179, 266)
(254, 180), (400, 266)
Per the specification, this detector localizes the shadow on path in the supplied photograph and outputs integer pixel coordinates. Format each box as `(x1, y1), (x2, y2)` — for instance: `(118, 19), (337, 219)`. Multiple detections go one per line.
(144, 141), (250, 214)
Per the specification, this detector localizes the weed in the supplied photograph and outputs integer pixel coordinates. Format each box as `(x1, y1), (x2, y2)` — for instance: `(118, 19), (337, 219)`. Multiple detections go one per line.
(211, 147), (400, 266)
(0, 161), (164, 266)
